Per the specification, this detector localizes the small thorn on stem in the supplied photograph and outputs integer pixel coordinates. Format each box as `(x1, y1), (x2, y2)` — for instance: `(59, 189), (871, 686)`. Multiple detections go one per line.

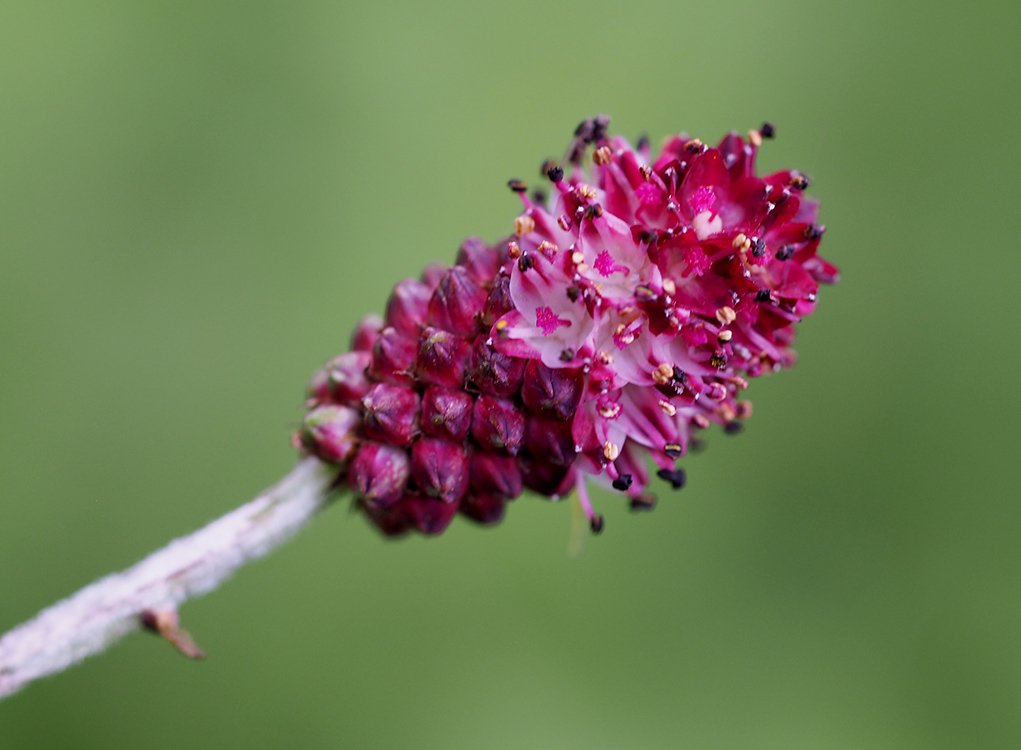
(140, 609), (206, 660)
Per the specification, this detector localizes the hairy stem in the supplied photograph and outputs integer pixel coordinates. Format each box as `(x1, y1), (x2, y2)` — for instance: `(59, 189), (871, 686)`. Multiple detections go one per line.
(0, 458), (338, 700)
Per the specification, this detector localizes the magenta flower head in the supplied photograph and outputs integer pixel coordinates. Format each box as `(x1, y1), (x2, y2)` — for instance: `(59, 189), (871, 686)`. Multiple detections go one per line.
(300, 116), (838, 537)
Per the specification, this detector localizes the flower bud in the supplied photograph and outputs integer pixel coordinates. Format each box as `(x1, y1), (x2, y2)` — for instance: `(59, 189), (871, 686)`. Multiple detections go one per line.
(420, 386), (473, 442)
(362, 501), (411, 537)
(362, 383), (419, 446)
(300, 404), (359, 465)
(471, 395), (525, 455)
(349, 441), (410, 506)
(456, 236), (502, 283)
(520, 361), (583, 420)
(427, 266), (486, 337)
(369, 326), (417, 385)
(416, 327), (471, 388)
(519, 455), (574, 497)
(324, 351), (372, 406)
(481, 272), (514, 327)
(525, 416), (576, 467)
(403, 494), (460, 535)
(460, 493), (507, 525)
(350, 314), (384, 352)
(385, 278), (431, 335)
(469, 337), (524, 397)
(410, 438), (469, 503)
(469, 452), (522, 498)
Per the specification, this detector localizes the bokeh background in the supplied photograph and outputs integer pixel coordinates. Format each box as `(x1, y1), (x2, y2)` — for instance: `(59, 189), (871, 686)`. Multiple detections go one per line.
(1, 0), (1018, 747)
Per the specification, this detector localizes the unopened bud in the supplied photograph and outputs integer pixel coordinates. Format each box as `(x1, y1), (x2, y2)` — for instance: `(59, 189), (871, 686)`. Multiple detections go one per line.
(301, 404), (359, 465)
(520, 361), (583, 420)
(470, 452), (523, 498)
(369, 327), (417, 385)
(416, 327), (471, 388)
(471, 395), (526, 454)
(362, 383), (419, 446)
(411, 438), (469, 503)
(428, 266), (487, 337)
(385, 278), (432, 335)
(420, 386), (473, 442)
(349, 442), (410, 507)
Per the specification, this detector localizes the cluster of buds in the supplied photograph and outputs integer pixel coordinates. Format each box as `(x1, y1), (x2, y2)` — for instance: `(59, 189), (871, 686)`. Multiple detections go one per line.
(299, 116), (838, 537)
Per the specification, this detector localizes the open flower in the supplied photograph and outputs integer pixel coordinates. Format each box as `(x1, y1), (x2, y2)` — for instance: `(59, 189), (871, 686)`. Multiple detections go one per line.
(301, 117), (838, 536)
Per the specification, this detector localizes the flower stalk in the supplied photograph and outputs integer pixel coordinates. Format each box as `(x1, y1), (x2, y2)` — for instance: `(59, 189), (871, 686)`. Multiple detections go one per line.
(0, 458), (337, 701)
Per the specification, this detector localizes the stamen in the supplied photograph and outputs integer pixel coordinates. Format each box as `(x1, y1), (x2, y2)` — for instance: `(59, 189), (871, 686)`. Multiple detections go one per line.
(789, 173), (810, 190)
(603, 441), (620, 461)
(656, 467), (687, 489)
(543, 160), (564, 182)
(507, 178), (528, 193)
(629, 494), (656, 511)
(593, 146), (612, 165)
(515, 215), (535, 237)
(715, 306), (737, 325)
(652, 362), (675, 386)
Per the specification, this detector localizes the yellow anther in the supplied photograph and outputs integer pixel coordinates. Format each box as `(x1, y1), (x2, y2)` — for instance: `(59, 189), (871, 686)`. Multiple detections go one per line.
(515, 215), (535, 237)
(715, 306), (737, 325)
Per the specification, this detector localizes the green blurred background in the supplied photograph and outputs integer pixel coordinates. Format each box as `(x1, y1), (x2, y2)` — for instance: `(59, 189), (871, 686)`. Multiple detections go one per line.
(1, 0), (1018, 747)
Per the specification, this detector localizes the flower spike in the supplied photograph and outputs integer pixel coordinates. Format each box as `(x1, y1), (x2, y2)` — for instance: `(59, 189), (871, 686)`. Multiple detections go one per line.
(301, 116), (838, 537)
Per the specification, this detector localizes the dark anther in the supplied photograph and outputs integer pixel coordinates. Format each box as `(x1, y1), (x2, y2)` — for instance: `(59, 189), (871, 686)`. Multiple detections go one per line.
(724, 420), (744, 435)
(565, 142), (586, 166)
(656, 467), (687, 489)
(760, 122), (776, 139)
(710, 352), (727, 369)
(636, 133), (649, 151)
(612, 474), (633, 491)
(776, 245), (794, 261)
(566, 285), (581, 302)
(635, 284), (657, 302)
(789, 173), (810, 190)
(531, 189), (547, 205)
(559, 348), (575, 362)
(664, 443), (683, 459)
(574, 118), (594, 139)
(685, 140), (703, 154)
(755, 289), (772, 303)
(507, 178), (528, 193)
(752, 238), (766, 257)
(629, 493), (656, 511)
(545, 162), (564, 182)
(590, 514), (605, 534)
(518, 254), (534, 272)
(639, 230), (659, 245)
(672, 369), (687, 384)
(803, 224), (823, 240)
(585, 204), (603, 219)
